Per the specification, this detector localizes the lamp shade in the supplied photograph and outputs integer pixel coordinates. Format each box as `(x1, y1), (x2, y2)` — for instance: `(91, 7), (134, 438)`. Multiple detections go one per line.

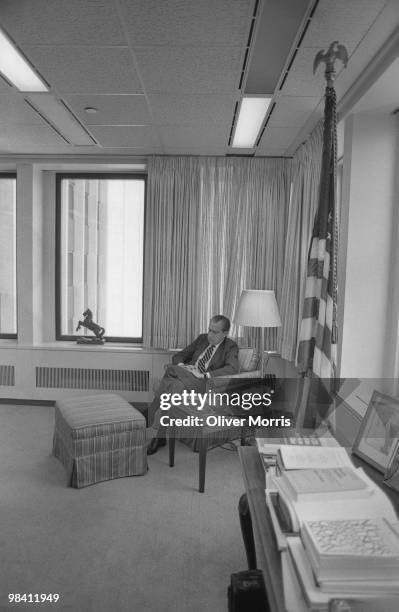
(234, 290), (282, 328)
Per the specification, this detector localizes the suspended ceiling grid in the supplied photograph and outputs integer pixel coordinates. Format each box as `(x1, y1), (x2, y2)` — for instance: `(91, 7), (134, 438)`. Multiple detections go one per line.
(0, 0), (396, 157)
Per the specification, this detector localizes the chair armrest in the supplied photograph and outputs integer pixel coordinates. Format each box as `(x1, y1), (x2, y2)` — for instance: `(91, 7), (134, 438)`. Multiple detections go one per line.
(206, 372), (263, 394)
(214, 370), (261, 380)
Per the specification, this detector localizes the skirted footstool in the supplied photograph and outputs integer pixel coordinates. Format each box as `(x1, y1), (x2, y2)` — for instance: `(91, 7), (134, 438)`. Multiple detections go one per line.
(53, 394), (147, 488)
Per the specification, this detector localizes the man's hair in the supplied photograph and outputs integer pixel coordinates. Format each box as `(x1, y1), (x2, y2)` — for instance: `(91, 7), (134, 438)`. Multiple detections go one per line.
(211, 315), (231, 332)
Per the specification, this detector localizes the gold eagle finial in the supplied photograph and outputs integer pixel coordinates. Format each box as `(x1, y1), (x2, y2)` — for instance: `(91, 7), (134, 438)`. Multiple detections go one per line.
(313, 41), (348, 85)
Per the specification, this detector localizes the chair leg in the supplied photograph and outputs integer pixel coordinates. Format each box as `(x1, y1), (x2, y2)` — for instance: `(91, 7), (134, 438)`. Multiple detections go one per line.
(169, 434), (175, 467)
(198, 436), (208, 493)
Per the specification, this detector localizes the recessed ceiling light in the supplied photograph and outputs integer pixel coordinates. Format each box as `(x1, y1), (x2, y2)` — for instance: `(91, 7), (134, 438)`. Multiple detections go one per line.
(0, 28), (48, 92)
(232, 96), (272, 148)
(84, 107), (98, 114)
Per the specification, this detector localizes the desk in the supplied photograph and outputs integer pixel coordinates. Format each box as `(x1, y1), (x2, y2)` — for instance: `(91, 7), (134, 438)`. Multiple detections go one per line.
(238, 446), (285, 612)
(238, 446), (399, 612)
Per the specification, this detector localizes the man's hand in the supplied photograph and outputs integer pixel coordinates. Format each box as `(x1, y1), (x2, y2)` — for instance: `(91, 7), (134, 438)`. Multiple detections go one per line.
(190, 367), (204, 379)
(176, 363), (205, 378)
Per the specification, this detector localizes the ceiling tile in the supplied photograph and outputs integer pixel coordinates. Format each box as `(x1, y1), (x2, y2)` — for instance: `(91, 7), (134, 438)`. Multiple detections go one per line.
(280, 47), (327, 98)
(268, 96), (320, 128)
(303, 0), (387, 52)
(134, 46), (242, 94)
(0, 0), (395, 156)
(149, 94), (236, 126)
(64, 95), (151, 125)
(0, 77), (12, 92)
(158, 125), (229, 149)
(284, 101), (324, 156)
(89, 126), (159, 148)
(0, 0), (125, 45)
(120, 0), (253, 46)
(24, 46), (142, 94)
(0, 125), (71, 153)
(0, 94), (47, 124)
(257, 127), (300, 152)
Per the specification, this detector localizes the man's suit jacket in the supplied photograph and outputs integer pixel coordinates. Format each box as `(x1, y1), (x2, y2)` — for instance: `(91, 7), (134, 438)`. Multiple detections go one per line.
(171, 334), (239, 377)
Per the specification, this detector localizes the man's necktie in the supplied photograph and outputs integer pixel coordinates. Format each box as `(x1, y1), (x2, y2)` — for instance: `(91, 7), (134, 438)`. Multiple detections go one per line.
(197, 345), (214, 373)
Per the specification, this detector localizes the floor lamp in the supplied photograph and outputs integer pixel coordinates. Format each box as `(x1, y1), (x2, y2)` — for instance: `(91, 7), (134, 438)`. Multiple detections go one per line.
(234, 290), (282, 378)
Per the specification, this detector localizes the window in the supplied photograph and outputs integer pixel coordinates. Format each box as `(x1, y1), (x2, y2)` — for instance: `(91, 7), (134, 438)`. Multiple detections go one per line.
(56, 174), (145, 342)
(0, 173), (17, 338)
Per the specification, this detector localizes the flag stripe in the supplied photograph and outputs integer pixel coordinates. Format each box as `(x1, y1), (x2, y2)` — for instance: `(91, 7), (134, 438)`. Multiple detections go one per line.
(297, 83), (338, 379)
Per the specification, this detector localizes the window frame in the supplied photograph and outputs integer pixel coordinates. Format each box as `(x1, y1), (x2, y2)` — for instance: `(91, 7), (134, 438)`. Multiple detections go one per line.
(0, 172), (17, 339)
(55, 172), (146, 343)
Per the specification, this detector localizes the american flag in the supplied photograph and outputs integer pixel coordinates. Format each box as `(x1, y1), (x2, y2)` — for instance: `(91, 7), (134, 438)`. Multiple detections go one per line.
(297, 84), (338, 378)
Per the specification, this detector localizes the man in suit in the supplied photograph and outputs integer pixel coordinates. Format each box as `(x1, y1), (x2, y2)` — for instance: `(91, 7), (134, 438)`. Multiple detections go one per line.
(147, 314), (239, 454)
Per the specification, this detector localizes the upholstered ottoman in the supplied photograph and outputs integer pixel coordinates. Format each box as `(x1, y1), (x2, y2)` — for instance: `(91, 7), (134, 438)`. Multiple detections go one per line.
(53, 394), (147, 488)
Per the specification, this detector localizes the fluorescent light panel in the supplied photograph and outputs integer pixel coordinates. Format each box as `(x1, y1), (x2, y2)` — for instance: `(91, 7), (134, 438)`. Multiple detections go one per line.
(232, 96), (272, 148)
(27, 94), (96, 145)
(0, 29), (47, 92)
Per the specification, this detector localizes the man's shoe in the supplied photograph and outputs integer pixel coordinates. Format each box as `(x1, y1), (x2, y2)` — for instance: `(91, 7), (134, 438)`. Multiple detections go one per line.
(147, 437), (167, 455)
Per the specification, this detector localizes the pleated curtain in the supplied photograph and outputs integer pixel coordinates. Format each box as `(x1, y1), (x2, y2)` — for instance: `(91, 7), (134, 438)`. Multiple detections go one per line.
(143, 156), (290, 350)
(143, 137), (324, 360)
(279, 122), (324, 362)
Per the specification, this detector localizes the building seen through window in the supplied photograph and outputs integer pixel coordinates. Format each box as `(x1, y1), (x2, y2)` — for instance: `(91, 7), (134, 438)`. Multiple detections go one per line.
(56, 174), (145, 342)
(0, 174), (17, 338)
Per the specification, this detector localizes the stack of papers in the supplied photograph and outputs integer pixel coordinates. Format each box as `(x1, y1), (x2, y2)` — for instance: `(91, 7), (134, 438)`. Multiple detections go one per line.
(263, 443), (399, 609)
(278, 466), (369, 501)
(288, 537), (399, 610)
(301, 518), (399, 586)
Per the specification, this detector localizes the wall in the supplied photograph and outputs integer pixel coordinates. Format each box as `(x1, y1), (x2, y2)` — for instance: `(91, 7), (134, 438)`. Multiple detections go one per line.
(0, 160), (175, 402)
(0, 343), (172, 402)
(339, 112), (398, 379)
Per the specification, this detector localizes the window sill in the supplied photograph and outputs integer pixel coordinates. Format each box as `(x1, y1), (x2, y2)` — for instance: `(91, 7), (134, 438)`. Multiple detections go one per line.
(1, 341), (175, 354)
(0, 338), (18, 346)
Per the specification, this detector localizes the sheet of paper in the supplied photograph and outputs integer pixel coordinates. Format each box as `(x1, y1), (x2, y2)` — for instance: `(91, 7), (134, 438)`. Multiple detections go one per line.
(284, 467), (367, 495)
(279, 445), (352, 470)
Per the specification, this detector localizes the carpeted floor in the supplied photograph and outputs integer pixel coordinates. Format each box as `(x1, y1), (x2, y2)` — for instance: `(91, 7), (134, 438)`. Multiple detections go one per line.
(0, 404), (247, 612)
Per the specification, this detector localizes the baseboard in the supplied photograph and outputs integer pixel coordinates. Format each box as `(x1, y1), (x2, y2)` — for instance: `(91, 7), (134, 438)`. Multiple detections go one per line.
(0, 397), (149, 413)
(0, 398), (55, 406)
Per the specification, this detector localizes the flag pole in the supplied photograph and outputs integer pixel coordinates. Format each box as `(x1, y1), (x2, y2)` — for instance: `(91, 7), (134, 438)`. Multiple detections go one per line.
(295, 42), (348, 432)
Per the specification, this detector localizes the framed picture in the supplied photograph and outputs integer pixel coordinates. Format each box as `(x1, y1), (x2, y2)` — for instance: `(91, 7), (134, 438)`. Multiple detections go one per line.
(352, 390), (399, 473)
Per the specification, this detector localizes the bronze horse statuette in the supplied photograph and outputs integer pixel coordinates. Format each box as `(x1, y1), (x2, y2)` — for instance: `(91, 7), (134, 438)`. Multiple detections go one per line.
(76, 309), (106, 344)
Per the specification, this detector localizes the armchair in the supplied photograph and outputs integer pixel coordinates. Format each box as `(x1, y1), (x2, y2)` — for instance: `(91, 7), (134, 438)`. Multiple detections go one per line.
(170, 348), (275, 489)
(208, 347), (261, 386)
(206, 347), (276, 396)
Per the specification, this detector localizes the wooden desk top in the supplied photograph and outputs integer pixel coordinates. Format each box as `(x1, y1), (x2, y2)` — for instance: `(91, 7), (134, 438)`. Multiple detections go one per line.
(238, 446), (286, 612)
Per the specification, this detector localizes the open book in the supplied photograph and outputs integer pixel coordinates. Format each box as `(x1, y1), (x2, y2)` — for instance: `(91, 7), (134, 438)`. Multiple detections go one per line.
(256, 431), (338, 457)
(269, 450), (398, 533)
(276, 445), (352, 471)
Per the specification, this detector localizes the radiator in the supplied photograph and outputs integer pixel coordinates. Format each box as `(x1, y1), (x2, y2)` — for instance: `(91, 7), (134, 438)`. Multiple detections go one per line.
(0, 365), (15, 386)
(35, 367), (149, 391)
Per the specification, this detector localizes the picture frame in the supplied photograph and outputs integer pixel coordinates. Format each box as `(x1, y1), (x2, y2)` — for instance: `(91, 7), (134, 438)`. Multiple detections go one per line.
(352, 390), (399, 473)
(384, 438), (399, 492)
